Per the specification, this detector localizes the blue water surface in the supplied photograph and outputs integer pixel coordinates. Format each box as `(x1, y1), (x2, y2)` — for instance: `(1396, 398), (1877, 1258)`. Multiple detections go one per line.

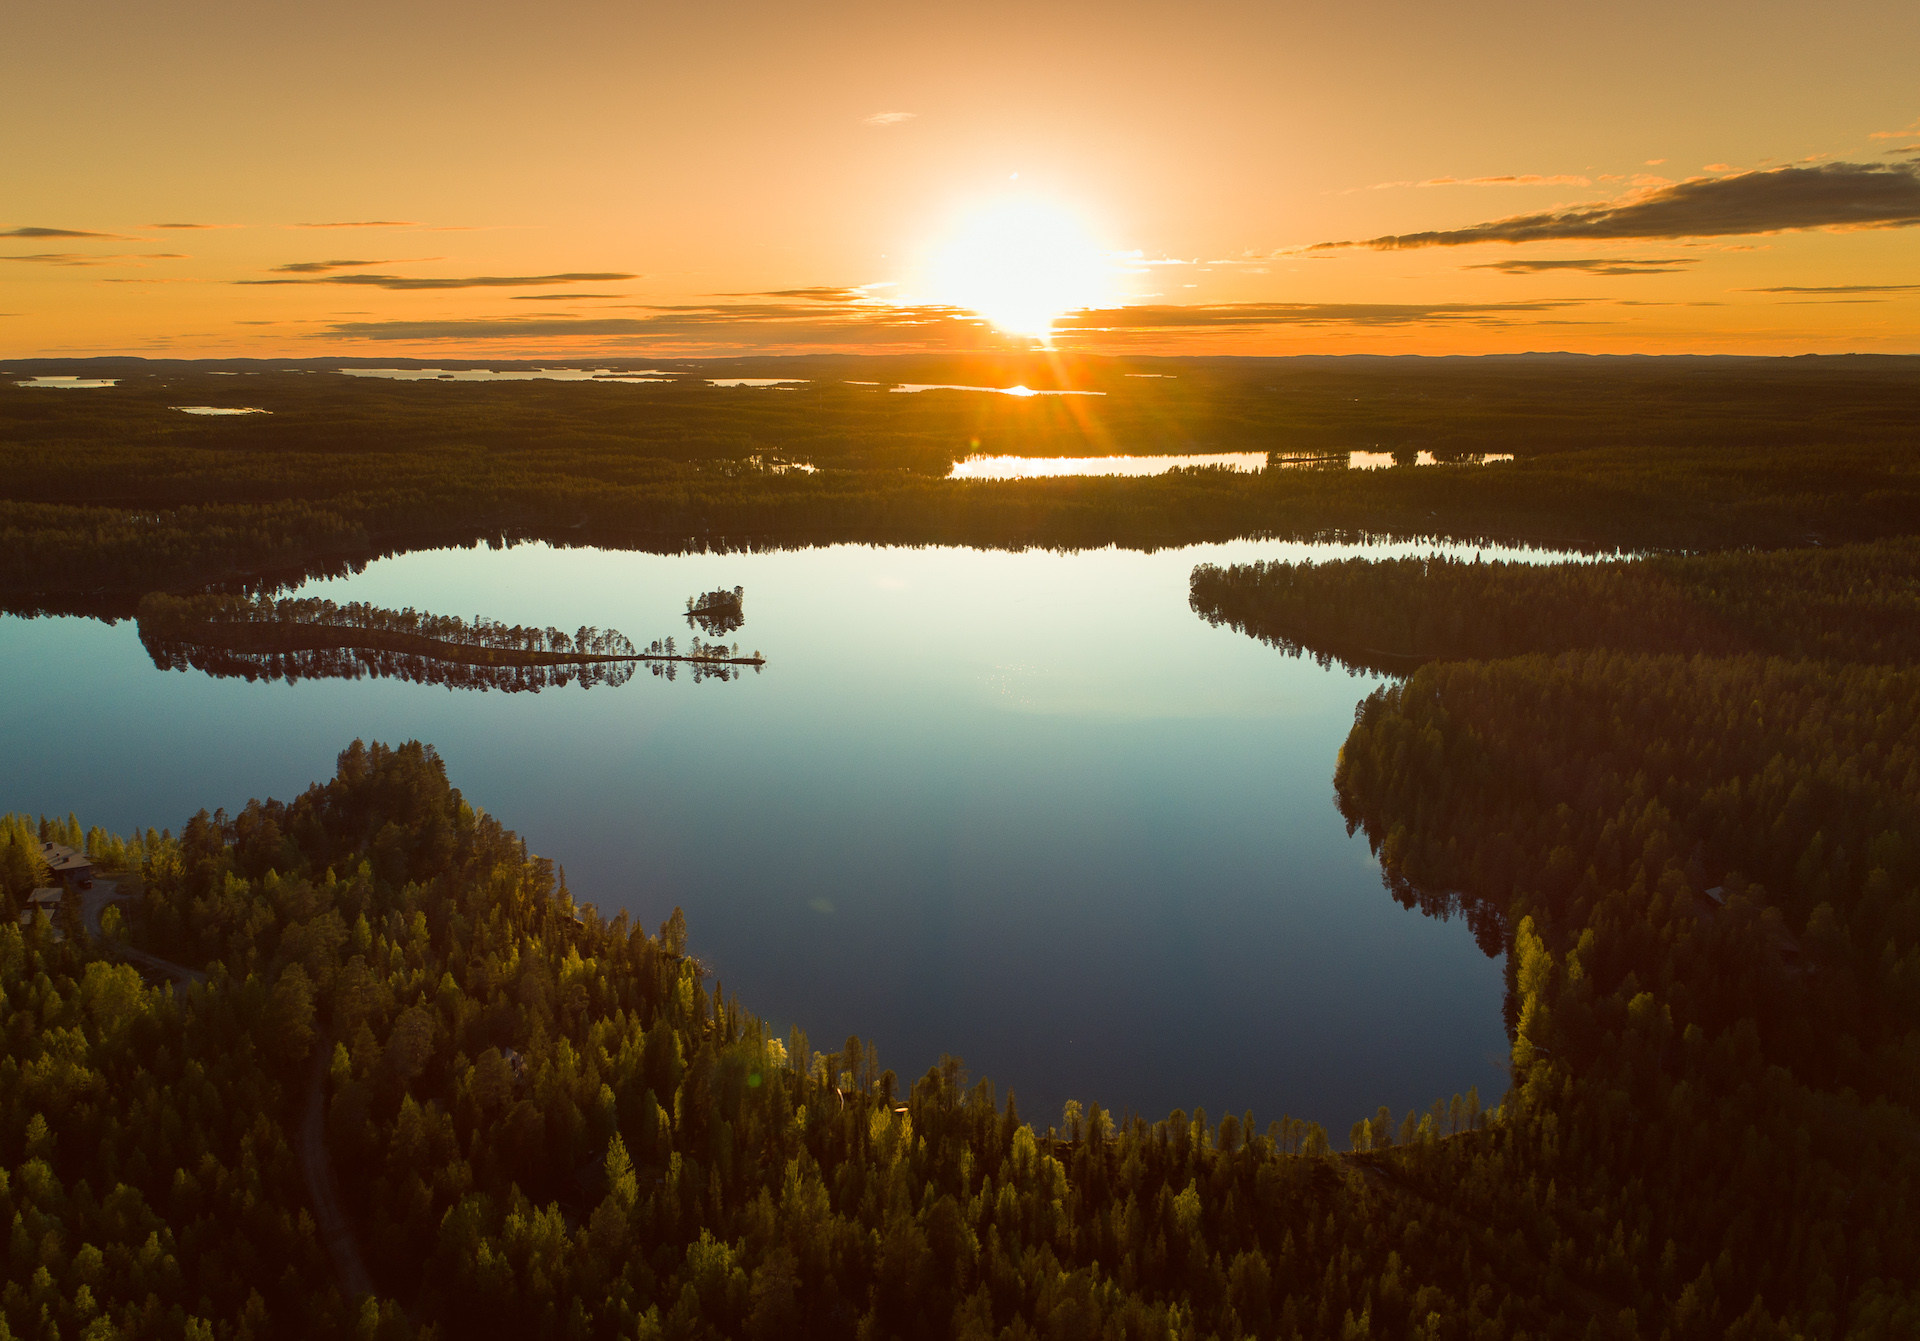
(1, 539), (1526, 1132)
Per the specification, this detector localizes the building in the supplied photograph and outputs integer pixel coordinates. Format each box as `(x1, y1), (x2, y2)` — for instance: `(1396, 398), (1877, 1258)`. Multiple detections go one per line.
(18, 888), (65, 936)
(38, 840), (93, 889)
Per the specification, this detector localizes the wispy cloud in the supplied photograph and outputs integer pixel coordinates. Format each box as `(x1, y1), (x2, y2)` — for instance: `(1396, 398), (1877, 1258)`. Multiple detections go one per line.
(315, 299), (996, 348)
(3, 226), (131, 240)
(241, 271), (635, 289)
(1468, 257), (1698, 275)
(1358, 173), (1592, 193)
(1056, 300), (1584, 330)
(3, 251), (187, 265)
(719, 286), (871, 301)
(1747, 282), (1920, 294)
(506, 292), (629, 301)
(269, 258), (420, 274)
(863, 111), (916, 126)
(1870, 118), (1920, 141)
(1422, 173), (1591, 188)
(143, 222), (237, 230)
(291, 220), (422, 229)
(1315, 162), (1920, 249)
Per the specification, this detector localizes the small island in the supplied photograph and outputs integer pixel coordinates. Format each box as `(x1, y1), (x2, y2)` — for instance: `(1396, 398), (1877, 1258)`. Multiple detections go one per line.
(137, 592), (764, 691)
(685, 584), (745, 635)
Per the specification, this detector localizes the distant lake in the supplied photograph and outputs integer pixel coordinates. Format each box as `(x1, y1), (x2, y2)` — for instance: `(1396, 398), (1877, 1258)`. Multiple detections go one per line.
(338, 367), (671, 383)
(0, 540), (1537, 1130)
(887, 383), (1104, 397)
(948, 451), (1516, 479)
(950, 453), (1269, 479)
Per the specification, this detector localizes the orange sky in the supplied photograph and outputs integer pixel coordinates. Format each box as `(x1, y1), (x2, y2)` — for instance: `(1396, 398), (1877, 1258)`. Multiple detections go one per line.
(5, 0), (1918, 358)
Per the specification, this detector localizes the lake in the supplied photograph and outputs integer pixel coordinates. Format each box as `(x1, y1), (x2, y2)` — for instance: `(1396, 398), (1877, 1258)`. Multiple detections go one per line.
(1, 539), (1528, 1131)
(948, 451), (1518, 480)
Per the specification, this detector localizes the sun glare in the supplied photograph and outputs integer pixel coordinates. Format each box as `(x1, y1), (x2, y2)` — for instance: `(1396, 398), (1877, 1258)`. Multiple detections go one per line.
(920, 198), (1121, 342)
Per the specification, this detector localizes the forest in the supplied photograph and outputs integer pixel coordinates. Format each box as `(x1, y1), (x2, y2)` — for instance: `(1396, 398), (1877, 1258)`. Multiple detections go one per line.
(134, 593), (758, 692)
(5, 355), (1920, 1337)
(1181, 527), (1920, 1335)
(7, 744), (1537, 1341)
(10, 630), (1920, 1336)
(4, 355), (1919, 615)
(1188, 540), (1920, 673)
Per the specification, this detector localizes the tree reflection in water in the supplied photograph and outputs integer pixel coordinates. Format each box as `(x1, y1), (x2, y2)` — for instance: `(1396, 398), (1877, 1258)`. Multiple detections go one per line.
(136, 590), (762, 692)
(685, 585), (745, 636)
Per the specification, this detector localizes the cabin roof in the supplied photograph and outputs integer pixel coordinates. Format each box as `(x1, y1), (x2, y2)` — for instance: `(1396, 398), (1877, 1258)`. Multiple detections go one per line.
(39, 841), (92, 872)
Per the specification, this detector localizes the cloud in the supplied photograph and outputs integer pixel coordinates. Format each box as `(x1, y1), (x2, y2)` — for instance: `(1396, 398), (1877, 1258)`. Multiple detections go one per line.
(1468, 257), (1698, 275)
(1316, 162), (1920, 249)
(2, 252), (98, 265)
(1055, 300), (1583, 330)
(1360, 173), (1592, 193)
(291, 220), (421, 229)
(863, 111), (915, 126)
(1422, 174), (1592, 188)
(241, 271), (636, 289)
(719, 286), (868, 301)
(270, 258), (410, 274)
(3, 251), (186, 265)
(144, 222), (235, 230)
(1747, 282), (1920, 294)
(2, 226), (130, 240)
(315, 299), (999, 348)
(312, 294), (1608, 350)
(507, 292), (628, 300)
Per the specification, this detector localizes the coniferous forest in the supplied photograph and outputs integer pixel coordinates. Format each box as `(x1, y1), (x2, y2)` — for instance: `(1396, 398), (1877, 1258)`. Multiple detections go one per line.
(4, 357), (1920, 1338)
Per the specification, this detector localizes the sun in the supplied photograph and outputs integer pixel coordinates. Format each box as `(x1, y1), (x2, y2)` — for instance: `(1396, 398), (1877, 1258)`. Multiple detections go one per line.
(919, 197), (1122, 342)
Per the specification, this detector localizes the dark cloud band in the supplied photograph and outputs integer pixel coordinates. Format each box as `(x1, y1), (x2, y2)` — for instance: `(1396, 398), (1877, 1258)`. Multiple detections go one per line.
(270, 259), (403, 274)
(2, 226), (130, 240)
(1468, 258), (1697, 276)
(316, 302), (992, 346)
(1056, 300), (1583, 330)
(1748, 282), (1920, 294)
(243, 271), (635, 289)
(1316, 162), (1920, 249)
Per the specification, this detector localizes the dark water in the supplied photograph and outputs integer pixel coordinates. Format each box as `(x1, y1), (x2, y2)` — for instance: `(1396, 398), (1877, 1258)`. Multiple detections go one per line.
(1, 539), (1530, 1131)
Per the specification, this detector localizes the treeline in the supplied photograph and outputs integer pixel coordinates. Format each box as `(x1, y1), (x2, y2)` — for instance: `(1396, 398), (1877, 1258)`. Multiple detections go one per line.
(9, 356), (1918, 470)
(1191, 540), (1920, 672)
(7, 359), (1920, 613)
(139, 639), (642, 693)
(1330, 652), (1920, 1334)
(139, 592), (639, 660)
(133, 594), (758, 691)
(1173, 531), (1920, 1334)
(10, 741), (1672, 1340)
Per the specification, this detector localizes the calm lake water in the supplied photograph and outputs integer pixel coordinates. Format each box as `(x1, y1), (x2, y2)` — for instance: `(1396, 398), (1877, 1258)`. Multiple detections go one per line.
(1, 540), (1529, 1131)
(338, 367), (669, 383)
(949, 452), (1268, 479)
(950, 451), (1519, 480)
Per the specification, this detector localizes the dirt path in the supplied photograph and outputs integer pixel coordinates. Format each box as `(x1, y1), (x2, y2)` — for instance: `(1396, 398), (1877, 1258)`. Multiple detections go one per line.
(302, 1044), (375, 1302)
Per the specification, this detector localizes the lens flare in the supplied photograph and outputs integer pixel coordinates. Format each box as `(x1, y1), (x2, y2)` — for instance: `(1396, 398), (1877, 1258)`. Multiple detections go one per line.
(919, 198), (1121, 342)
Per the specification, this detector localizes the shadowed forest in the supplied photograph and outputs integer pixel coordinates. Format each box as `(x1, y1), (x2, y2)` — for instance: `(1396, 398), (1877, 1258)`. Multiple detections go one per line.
(134, 593), (761, 691)
(4, 354), (1918, 615)
(4, 355), (1920, 1338)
